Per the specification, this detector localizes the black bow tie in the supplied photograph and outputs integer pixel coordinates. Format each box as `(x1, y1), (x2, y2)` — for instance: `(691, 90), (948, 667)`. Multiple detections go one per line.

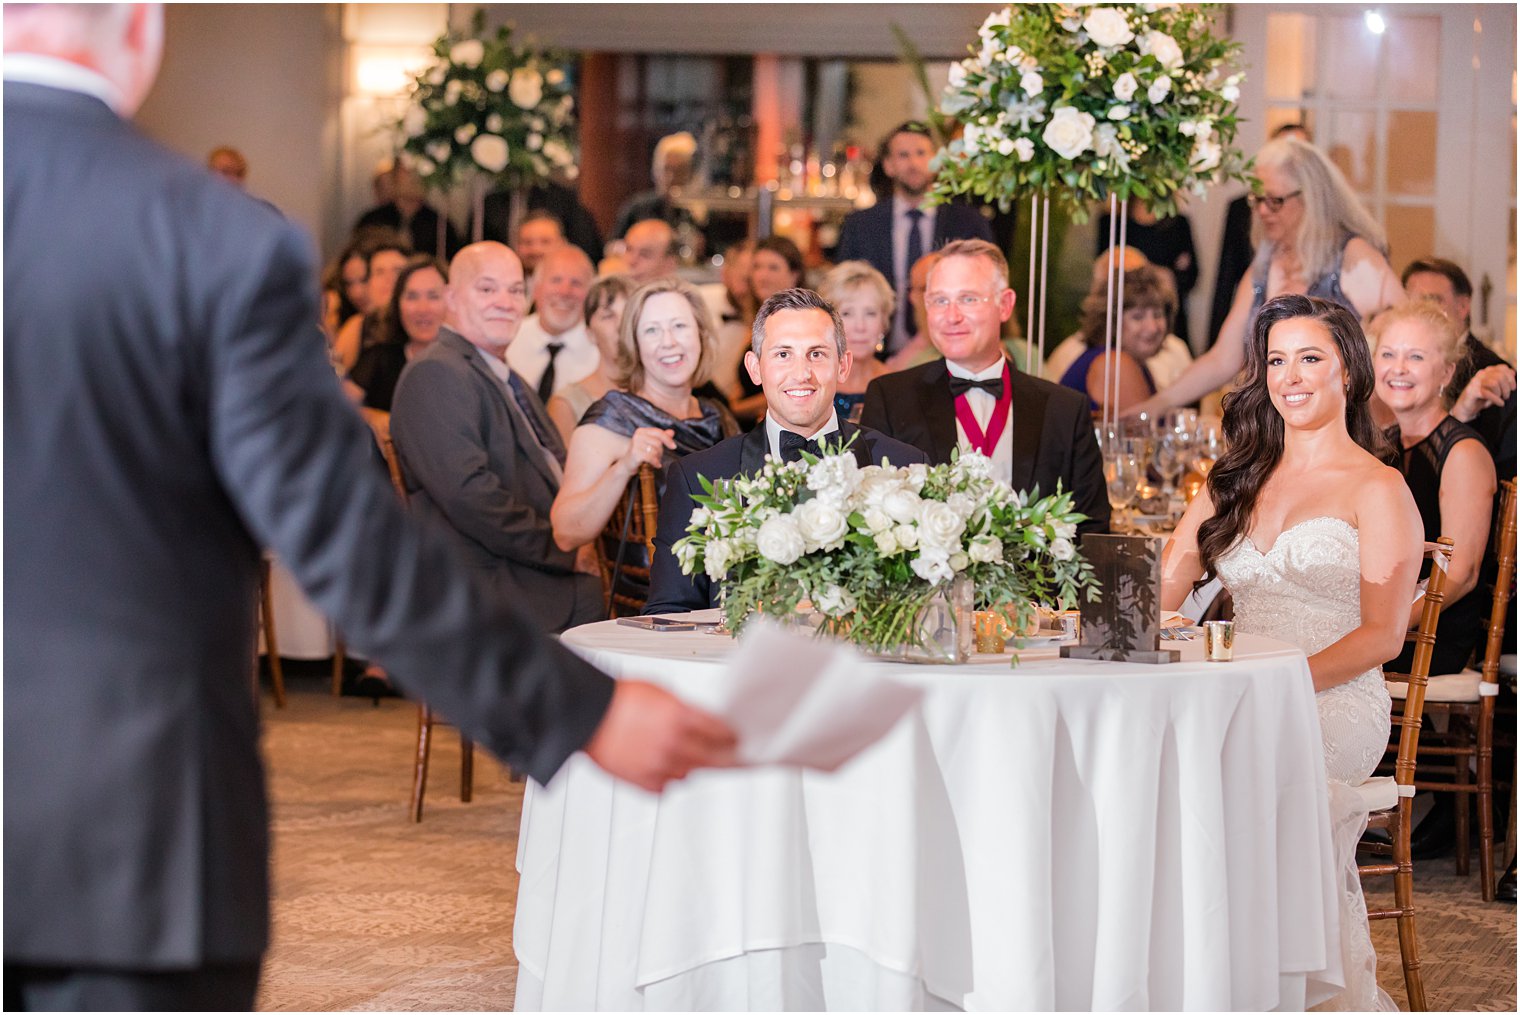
(779, 430), (822, 463)
(949, 375), (1005, 400)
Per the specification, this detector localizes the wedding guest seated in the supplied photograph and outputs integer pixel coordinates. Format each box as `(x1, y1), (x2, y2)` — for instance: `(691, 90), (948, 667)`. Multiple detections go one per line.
(1402, 256), (1517, 480)
(515, 209), (566, 301)
(321, 239), (372, 346)
(613, 131), (700, 241)
(817, 261), (893, 422)
(1096, 200), (1198, 349)
(861, 239), (1109, 534)
(1043, 247), (1193, 390)
(547, 274), (636, 444)
(710, 240), (756, 405)
(645, 288), (925, 614)
(332, 236), (410, 374)
(728, 235), (807, 425)
(345, 256), (446, 412)
(550, 277), (740, 554)
(506, 244), (597, 403)
(622, 218), (681, 285)
(1370, 300), (1497, 675)
(1057, 263), (1179, 415)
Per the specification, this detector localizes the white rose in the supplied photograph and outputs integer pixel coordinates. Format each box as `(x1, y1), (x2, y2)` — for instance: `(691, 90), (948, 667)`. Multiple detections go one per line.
(1051, 537), (1076, 561)
(1041, 106), (1096, 160)
(916, 502), (966, 552)
(962, 123), (985, 152)
(1107, 104), (1131, 121)
(947, 61), (967, 89)
(1221, 83), (1240, 103)
(997, 136), (1016, 157)
(412, 156), (436, 177)
(1020, 70), (1044, 95)
(402, 105), (428, 138)
(945, 492), (977, 520)
(509, 68), (544, 109)
(815, 585), (857, 618)
(911, 551), (954, 585)
(860, 507), (893, 535)
(485, 69), (509, 93)
(874, 529), (901, 556)
(1178, 119), (1198, 137)
(1147, 76), (1172, 104)
(1142, 30), (1185, 69)
(444, 79), (463, 105)
(795, 499), (849, 550)
(425, 139), (451, 163)
(546, 67), (566, 86)
(883, 488), (921, 525)
(454, 122), (477, 144)
(905, 463), (929, 491)
(450, 39), (484, 68)
(893, 524), (920, 550)
(1012, 137), (1035, 162)
(485, 112), (504, 133)
(526, 132), (543, 151)
(1083, 7), (1134, 48)
(949, 551), (970, 572)
(469, 134), (509, 173)
(1113, 71), (1138, 101)
(427, 65), (446, 86)
(1190, 137), (1222, 173)
(756, 514), (805, 565)
(969, 536), (1004, 564)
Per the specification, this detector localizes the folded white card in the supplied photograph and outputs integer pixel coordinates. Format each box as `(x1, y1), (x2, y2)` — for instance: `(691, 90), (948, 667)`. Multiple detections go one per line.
(695, 619), (925, 772)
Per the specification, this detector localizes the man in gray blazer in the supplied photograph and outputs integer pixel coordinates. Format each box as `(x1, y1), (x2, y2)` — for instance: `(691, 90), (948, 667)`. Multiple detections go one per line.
(3, 7), (732, 1010)
(391, 242), (604, 634)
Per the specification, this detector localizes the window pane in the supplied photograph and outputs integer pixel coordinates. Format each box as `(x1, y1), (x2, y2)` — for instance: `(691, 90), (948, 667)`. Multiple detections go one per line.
(1325, 110), (1377, 193)
(1384, 204), (1436, 276)
(1386, 111), (1438, 197)
(1384, 16), (1441, 104)
(1265, 13), (1317, 101)
(1323, 15), (1379, 101)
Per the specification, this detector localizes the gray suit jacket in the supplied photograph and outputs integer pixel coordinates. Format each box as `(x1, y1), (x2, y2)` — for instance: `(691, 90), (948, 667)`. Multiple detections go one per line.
(390, 329), (602, 633)
(3, 82), (612, 969)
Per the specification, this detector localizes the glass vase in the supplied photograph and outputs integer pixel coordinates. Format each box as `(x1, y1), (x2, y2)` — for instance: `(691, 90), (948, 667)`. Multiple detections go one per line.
(863, 575), (973, 665)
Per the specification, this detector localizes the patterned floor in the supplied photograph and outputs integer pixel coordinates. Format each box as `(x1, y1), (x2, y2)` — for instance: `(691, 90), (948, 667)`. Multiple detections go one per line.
(256, 674), (1516, 1011)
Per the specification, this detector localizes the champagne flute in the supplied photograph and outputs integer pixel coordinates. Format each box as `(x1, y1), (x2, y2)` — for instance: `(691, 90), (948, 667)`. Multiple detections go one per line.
(1104, 450), (1141, 530)
(1191, 420), (1225, 479)
(1153, 432), (1184, 504)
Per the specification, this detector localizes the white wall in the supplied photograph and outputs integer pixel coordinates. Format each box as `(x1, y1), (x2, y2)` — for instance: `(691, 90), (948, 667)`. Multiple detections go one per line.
(135, 4), (346, 255)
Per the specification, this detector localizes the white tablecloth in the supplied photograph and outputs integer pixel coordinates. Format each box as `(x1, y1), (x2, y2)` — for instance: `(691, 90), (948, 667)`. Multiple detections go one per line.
(514, 622), (1344, 1011)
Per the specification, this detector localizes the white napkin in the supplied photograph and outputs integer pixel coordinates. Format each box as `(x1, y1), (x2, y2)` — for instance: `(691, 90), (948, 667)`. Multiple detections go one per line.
(684, 618), (925, 772)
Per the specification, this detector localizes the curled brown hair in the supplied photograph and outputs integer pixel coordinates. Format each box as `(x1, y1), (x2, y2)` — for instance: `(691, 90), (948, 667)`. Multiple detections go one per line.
(1195, 294), (1390, 590)
(1078, 264), (1177, 349)
(613, 276), (718, 393)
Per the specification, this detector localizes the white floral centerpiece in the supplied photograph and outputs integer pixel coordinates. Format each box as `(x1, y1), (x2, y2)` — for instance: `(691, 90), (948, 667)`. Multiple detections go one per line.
(398, 11), (577, 191)
(933, 3), (1249, 220)
(673, 442), (1099, 658)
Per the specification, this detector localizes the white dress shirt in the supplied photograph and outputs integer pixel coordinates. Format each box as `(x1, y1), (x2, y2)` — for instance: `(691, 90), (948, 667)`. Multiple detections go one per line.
(765, 410), (841, 461)
(945, 358), (1014, 484)
(506, 316), (599, 396)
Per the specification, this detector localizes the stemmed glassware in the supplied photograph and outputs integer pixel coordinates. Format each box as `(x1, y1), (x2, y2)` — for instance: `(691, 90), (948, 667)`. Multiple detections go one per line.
(1191, 418), (1225, 479)
(1104, 444), (1142, 531)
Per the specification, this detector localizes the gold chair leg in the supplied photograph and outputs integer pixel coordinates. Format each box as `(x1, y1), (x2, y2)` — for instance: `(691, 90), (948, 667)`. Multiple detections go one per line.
(331, 637), (346, 697)
(259, 559), (286, 709)
(411, 704), (432, 823)
(1455, 736), (1472, 877)
(1479, 699), (1496, 900)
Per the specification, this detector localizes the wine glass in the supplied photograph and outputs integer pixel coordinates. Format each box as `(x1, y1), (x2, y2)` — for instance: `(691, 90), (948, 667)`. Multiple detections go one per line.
(1104, 449), (1141, 530)
(1153, 431), (1185, 504)
(1191, 419), (1225, 479)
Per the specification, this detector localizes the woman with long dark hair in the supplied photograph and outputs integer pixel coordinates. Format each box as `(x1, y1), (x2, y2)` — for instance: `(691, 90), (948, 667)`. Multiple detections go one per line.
(1161, 294), (1421, 1011)
(344, 255), (447, 412)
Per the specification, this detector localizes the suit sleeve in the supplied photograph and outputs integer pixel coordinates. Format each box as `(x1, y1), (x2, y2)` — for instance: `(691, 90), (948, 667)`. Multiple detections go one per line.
(1064, 400), (1111, 536)
(389, 360), (577, 574)
(643, 457), (713, 615)
(207, 224), (609, 783)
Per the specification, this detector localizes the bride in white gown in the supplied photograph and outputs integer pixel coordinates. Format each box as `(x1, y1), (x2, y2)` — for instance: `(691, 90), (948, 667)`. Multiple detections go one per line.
(1162, 294), (1423, 1011)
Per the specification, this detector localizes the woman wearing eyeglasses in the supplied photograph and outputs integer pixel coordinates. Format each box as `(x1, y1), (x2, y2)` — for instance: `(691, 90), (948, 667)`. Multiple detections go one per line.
(1130, 136), (1403, 419)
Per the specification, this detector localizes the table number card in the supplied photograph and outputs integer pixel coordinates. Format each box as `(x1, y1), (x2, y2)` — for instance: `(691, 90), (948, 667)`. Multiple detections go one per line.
(1060, 534), (1180, 664)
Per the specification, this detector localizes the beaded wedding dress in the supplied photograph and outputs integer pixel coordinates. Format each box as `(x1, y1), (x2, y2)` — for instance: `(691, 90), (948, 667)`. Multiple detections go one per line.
(1214, 516), (1396, 1011)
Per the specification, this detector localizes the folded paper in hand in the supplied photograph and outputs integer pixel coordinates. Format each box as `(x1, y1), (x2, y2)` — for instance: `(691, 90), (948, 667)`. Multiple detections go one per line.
(695, 619), (924, 772)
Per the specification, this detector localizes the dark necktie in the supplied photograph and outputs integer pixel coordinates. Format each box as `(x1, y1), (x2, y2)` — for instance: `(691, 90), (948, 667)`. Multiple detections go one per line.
(904, 208), (925, 338)
(506, 371), (568, 468)
(779, 430), (821, 463)
(948, 375), (1005, 400)
(537, 342), (564, 403)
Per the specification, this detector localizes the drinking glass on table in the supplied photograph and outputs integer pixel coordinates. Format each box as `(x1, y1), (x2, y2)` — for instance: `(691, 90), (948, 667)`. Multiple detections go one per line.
(1104, 448), (1141, 530)
(1153, 432), (1185, 504)
(1190, 419), (1225, 479)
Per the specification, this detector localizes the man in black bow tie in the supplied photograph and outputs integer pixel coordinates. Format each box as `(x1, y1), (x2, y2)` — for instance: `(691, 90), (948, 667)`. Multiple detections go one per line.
(861, 239), (1109, 535)
(645, 288), (926, 614)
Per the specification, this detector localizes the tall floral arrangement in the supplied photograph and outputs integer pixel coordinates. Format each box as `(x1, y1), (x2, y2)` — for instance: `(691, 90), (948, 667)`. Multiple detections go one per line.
(673, 443), (1099, 654)
(933, 3), (1248, 220)
(398, 11), (577, 191)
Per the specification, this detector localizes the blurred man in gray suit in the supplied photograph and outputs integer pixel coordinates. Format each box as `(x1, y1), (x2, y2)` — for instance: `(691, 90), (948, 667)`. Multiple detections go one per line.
(3, 6), (733, 1009)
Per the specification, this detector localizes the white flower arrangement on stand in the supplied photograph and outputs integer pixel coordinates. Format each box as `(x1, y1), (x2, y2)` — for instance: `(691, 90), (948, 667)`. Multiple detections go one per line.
(398, 10), (577, 234)
(673, 440), (1099, 661)
(934, 2), (1249, 220)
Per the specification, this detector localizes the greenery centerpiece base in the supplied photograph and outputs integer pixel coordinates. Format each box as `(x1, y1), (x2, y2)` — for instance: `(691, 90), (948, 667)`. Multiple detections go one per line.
(676, 441), (1099, 664)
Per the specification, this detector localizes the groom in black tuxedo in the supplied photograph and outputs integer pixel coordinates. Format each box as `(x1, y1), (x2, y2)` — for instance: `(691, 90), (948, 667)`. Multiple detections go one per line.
(645, 288), (926, 614)
(860, 238), (1110, 536)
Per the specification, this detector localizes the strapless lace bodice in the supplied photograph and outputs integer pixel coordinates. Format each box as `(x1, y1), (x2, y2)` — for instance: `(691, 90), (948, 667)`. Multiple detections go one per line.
(1214, 516), (1391, 785)
(1215, 515), (1396, 1011)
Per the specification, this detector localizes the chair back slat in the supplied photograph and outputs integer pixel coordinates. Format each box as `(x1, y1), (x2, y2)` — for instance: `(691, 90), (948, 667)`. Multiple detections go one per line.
(638, 463), (660, 561)
(1480, 478), (1517, 686)
(1393, 536), (1454, 789)
(361, 407), (408, 503)
(601, 463), (662, 617)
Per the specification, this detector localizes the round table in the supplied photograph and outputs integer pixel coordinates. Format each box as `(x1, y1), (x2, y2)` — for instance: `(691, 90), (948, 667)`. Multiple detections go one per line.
(514, 621), (1345, 1011)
